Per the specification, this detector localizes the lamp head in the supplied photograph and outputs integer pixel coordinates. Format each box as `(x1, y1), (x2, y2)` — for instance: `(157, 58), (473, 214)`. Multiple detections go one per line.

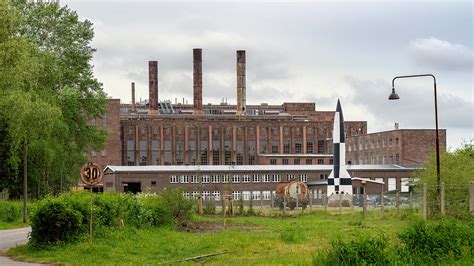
(388, 87), (400, 100)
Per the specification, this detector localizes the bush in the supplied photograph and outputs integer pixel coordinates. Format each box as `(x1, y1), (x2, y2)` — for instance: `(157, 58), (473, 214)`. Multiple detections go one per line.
(398, 218), (474, 262)
(30, 197), (82, 245)
(0, 201), (22, 223)
(140, 195), (173, 226)
(158, 189), (194, 223)
(203, 199), (216, 215)
(313, 234), (395, 265)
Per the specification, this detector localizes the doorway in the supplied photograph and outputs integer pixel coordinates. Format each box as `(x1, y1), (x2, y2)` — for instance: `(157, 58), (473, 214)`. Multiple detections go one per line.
(123, 182), (141, 194)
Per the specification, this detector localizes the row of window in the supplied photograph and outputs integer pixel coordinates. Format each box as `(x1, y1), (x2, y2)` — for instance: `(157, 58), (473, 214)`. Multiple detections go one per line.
(184, 190), (275, 201)
(349, 137), (400, 152)
(270, 158), (329, 165)
(353, 153), (400, 165)
(170, 174), (308, 184)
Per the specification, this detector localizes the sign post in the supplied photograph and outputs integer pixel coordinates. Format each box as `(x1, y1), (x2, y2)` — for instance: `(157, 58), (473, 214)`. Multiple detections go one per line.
(80, 162), (103, 243)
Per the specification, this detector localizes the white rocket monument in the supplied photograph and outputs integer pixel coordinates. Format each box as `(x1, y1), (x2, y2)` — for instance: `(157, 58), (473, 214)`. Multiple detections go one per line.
(327, 99), (352, 196)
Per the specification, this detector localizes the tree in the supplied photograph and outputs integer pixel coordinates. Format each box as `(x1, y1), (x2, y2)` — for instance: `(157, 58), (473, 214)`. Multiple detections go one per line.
(0, 1), (107, 220)
(416, 141), (474, 219)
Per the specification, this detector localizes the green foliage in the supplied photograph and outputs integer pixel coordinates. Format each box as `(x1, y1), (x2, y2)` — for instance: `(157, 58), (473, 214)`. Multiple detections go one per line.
(416, 141), (474, 218)
(0, 200), (22, 222)
(140, 195), (173, 227)
(0, 0), (107, 199)
(313, 234), (395, 266)
(30, 197), (82, 245)
(203, 199), (216, 215)
(398, 218), (474, 262)
(237, 196), (244, 215)
(280, 228), (306, 244)
(158, 189), (194, 223)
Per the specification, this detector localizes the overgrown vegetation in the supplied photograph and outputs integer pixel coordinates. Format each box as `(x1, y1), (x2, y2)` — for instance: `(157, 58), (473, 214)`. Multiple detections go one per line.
(416, 141), (474, 219)
(314, 217), (473, 265)
(28, 190), (194, 247)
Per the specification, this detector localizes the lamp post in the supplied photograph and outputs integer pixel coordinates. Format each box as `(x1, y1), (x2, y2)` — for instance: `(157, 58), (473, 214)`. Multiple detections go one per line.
(389, 74), (441, 212)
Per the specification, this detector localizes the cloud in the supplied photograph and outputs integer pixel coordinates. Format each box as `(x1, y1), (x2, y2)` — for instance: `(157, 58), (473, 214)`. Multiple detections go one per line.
(344, 76), (473, 133)
(409, 37), (473, 71)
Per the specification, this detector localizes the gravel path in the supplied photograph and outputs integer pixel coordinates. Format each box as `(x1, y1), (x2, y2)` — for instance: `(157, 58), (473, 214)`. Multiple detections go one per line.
(0, 227), (46, 265)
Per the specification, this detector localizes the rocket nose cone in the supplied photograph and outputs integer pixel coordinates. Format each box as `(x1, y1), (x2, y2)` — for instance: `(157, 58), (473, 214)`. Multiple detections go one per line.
(336, 99), (342, 112)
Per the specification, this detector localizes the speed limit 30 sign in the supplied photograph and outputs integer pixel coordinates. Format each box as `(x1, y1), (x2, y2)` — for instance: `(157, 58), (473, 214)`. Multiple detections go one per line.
(80, 162), (103, 186)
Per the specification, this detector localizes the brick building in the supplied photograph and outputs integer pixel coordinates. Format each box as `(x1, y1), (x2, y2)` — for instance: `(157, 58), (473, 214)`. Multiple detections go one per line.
(88, 48), (446, 197)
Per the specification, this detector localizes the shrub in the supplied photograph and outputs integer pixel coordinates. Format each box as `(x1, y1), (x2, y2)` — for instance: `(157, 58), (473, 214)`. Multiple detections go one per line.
(140, 195), (173, 226)
(203, 199), (216, 215)
(313, 234), (395, 265)
(280, 229), (305, 244)
(30, 197), (82, 246)
(398, 218), (474, 262)
(237, 197), (244, 215)
(158, 189), (194, 223)
(0, 201), (22, 223)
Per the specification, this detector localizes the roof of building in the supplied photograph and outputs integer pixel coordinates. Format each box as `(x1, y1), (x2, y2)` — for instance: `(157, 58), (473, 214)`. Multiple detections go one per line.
(104, 164), (422, 174)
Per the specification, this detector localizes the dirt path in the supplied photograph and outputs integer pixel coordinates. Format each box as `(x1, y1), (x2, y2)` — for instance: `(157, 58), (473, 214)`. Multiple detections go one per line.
(0, 227), (46, 265)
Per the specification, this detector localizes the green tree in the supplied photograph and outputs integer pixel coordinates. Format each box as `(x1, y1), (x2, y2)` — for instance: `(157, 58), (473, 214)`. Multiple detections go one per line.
(416, 141), (474, 218)
(0, 1), (107, 220)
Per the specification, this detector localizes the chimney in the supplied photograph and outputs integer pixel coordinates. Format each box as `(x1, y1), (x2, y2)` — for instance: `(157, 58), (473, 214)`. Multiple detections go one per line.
(193, 48), (203, 114)
(148, 61), (159, 114)
(236, 50), (246, 115)
(131, 82), (136, 113)
(394, 122), (399, 130)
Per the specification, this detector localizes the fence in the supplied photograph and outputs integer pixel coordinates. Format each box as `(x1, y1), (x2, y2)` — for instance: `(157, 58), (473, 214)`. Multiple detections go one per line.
(192, 182), (474, 218)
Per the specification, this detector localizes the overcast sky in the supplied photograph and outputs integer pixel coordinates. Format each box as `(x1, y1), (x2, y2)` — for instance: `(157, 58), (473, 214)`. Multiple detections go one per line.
(64, 0), (473, 149)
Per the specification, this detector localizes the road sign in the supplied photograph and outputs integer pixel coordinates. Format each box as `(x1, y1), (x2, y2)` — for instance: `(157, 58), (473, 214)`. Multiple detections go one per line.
(80, 162), (103, 186)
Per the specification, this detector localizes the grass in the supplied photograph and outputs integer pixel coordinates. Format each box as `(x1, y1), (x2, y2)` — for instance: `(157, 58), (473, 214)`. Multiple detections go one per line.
(7, 209), (415, 265)
(0, 200), (34, 230)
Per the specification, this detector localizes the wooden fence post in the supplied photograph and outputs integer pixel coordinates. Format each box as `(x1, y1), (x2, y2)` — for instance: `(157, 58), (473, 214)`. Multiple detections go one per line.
(380, 191), (384, 219)
(469, 181), (474, 213)
(338, 193), (342, 215)
(422, 183), (428, 219)
(396, 190), (400, 217)
(363, 193), (367, 217)
(440, 182), (445, 215)
(470, 181), (474, 213)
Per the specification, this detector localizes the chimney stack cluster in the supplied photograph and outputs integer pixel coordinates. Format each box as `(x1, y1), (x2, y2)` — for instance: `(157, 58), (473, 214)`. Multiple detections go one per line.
(137, 49), (247, 115)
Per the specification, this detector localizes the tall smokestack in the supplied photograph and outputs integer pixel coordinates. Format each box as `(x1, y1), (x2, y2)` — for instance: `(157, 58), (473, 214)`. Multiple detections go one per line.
(236, 50), (246, 115)
(148, 61), (159, 114)
(193, 48), (203, 114)
(131, 82), (136, 113)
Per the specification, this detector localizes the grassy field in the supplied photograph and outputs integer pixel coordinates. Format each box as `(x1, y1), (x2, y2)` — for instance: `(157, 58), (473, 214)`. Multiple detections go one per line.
(7, 209), (417, 265)
(0, 200), (32, 230)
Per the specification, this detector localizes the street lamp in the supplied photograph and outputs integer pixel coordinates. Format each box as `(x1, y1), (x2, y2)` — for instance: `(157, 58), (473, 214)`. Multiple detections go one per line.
(389, 74), (441, 211)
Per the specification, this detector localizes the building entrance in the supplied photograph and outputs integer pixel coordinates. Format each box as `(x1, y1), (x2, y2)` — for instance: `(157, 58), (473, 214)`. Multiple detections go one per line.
(123, 182), (141, 194)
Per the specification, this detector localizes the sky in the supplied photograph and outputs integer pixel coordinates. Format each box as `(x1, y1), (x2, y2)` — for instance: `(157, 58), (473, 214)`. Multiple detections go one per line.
(64, 0), (473, 150)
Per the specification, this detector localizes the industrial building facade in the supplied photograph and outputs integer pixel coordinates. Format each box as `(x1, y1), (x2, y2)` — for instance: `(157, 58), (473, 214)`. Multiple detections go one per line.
(89, 48), (446, 196)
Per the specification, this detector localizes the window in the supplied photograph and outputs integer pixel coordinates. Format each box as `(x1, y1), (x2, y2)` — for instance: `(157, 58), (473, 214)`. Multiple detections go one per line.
(388, 178), (396, 191)
(182, 191), (190, 199)
(306, 142), (313, 153)
(252, 191), (261, 200)
(202, 175), (210, 183)
(202, 191), (210, 200)
(232, 191), (241, 200)
(283, 141), (290, 154)
(191, 175), (198, 183)
(242, 175), (250, 183)
(232, 175), (240, 183)
(91, 150), (96, 156)
(242, 191), (251, 201)
(299, 174), (307, 182)
(401, 178), (409, 192)
(170, 175), (178, 183)
(180, 175), (189, 183)
(252, 174), (260, 182)
(270, 159), (277, 165)
(306, 159), (312, 165)
(101, 149), (106, 156)
(273, 174), (280, 182)
(389, 138), (393, 147)
(317, 140), (325, 153)
(262, 174), (271, 182)
(317, 159), (324, 165)
(222, 175), (229, 183)
(282, 159), (289, 165)
(262, 191), (271, 200)
(294, 159), (300, 165)
(295, 142), (302, 154)
(395, 138), (399, 146)
(329, 159), (333, 164)
(151, 181), (156, 186)
(211, 175), (220, 183)
(395, 153), (400, 164)
(287, 174), (294, 181)
(375, 177), (384, 184)
(191, 191), (199, 199)
(212, 191), (221, 201)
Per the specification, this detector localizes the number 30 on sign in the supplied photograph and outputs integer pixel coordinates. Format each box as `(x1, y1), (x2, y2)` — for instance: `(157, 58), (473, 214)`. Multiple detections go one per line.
(80, 162), (103, 186)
